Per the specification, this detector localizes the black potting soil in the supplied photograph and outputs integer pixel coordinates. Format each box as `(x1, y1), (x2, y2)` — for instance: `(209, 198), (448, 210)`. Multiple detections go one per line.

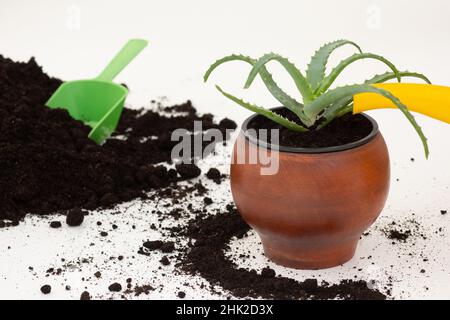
(387, 229), (411, 242)
(80, 291), (91, 300)
(108, 282), (122, 292)
(0, 55), (235, 225)
(205, 167), (224, 184)
(160, 256), (171, 266)
(247, 108), (373, 148)
(49, 221), (62, 229)
(382, 219), (427, 242)
(66, 208), (85, 227)
(179, 204), (387, 300)
(40, 284), (51, 294)
(142, 240), (165, 251)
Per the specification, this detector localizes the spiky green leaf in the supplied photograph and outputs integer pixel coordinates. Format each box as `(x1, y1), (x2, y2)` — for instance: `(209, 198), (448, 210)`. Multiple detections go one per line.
(215, 85), (307, 132)
(204, 54), (255, 82)
(304, 84), (429, 157)
(319, 71), (431, 128)
(318, 98), (353, 129)
(316, 53), (401, 94)
(306, 40), (362, 91)
(365, 71), (431, 84)
(335, 103), (354, 118)
(204, 54), (313, 126)
(244, 53), (314, 104)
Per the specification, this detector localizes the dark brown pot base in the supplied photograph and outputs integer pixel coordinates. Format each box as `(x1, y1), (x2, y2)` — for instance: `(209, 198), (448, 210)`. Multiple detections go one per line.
(261, 236), (358, 270)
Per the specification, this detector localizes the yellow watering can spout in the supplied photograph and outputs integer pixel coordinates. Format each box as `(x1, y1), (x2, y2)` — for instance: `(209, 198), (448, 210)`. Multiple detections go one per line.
(354, 83), (450, 124)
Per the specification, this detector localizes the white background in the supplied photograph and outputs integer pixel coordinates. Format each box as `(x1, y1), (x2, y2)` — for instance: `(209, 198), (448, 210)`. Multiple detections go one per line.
(0, 0), (449, 300)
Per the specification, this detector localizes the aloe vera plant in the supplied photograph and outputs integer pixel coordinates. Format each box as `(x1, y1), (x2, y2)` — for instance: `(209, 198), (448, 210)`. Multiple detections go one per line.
(204, 40), (431, 157)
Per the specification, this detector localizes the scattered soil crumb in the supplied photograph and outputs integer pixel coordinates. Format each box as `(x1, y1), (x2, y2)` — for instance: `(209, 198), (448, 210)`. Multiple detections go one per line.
(108, 282), (122, 292)
(66, 208), (85, 227)
(40, 285), (51, 294)
(80, 291), (91, 300)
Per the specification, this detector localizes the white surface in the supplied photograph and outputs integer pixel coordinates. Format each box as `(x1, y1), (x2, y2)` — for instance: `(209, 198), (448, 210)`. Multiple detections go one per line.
(0, 0), (450, 300)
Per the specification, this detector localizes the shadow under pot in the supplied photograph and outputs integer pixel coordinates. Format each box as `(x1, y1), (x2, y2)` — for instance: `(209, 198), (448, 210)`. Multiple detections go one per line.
(230, 107), (390, 270)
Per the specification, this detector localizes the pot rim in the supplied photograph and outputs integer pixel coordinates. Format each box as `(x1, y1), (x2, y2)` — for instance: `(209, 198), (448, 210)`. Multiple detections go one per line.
(241, 107), (379, 154)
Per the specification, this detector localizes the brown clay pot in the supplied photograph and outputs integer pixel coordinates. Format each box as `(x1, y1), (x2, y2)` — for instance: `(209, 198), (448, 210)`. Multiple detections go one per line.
(230, 109), (390, 270)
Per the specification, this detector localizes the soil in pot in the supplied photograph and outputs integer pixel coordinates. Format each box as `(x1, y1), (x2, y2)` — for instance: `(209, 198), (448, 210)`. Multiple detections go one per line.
(247, 107), (373, 148)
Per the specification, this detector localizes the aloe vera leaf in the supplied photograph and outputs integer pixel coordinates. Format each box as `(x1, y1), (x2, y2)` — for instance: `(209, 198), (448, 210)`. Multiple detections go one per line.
(306, 40), (362, 92)
(365, 71), (431, 84)
(319, 71), (432, 128)
(204, 54), (313, 126)
(204, 54), (255, 82)
(304, 84), (429, 157)
(244, 53), (314, 105)
(316, 53), (401, 94)
(319, 102), (354, 130)
(336, 103), (353, 118)
(319, 71), (431, 129)
(215, 85), (307, 132)
(318, 98), (353, 129)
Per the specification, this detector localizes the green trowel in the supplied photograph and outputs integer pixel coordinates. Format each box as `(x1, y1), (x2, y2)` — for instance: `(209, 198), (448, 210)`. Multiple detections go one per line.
(46, 39), (148, 144)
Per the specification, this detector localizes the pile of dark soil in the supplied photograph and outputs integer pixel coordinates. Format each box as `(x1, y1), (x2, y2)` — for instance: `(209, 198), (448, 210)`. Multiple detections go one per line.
(205, 168), (225, 184)
(247, 108), (373, 149)
(179, 204), (387, 300)
(382, 219), (427, 243)
(386, 229), (411, 242)
(0, 55), (236, 225)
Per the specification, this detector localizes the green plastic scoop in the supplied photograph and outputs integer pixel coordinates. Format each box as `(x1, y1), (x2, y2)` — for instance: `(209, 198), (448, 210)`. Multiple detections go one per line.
(46, 39), (148, 144)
